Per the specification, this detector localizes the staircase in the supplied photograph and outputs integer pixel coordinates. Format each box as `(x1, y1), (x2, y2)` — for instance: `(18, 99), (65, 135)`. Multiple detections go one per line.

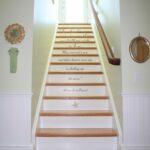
(35, 23), (118, 150)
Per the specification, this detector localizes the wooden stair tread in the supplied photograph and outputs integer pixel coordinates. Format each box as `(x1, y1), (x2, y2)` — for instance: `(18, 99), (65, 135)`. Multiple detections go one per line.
(56, 36), (94, 38)
(40, 110), (112, 116)
(36, 128), (117, 137)
(54, 47), (97, 50)
(50, 62), (100, 65)
(55, 41), (95, 44)
(52, 55), (99, 57)
(46, 83), (106, 86)
(58, 27), (92, 29)
(43, 96), (109, 100)
(59, 23), (91, 25)
(48, 72), (103, 75)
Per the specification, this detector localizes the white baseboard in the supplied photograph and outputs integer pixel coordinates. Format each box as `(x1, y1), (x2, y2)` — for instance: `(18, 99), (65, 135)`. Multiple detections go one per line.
(0, 145), (33, 150)
(122, 145), (150, 150)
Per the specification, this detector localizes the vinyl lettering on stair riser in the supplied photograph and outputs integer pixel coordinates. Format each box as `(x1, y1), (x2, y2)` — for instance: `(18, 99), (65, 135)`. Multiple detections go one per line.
(49, 65), (102, 72)
(43, 100), (109, 110)
(51, 57), (99, 62)
(56, 33), (93, 36)
(54, 44), (96, 48)
(0, 93), (32, 150)
(53, 50), (98, 55)
(44, 86), (108, 96)
(122, 93), (150, 150)
(47, 74), (105, 83)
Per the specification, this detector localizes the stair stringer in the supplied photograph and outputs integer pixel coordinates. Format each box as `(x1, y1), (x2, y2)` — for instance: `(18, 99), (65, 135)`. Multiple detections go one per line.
(32, 25), (58, 145)
(92, 23), (122, 149)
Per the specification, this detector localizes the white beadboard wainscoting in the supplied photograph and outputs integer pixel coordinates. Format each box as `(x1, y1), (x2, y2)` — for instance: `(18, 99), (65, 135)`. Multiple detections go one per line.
(0, 92), (33, 150)
(122, 92), (150, 150)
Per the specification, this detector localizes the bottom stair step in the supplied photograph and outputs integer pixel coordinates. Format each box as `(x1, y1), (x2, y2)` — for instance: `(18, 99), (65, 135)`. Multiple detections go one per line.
(40, 110), (113, 116)
(36, 137), (117, 150)
(36, 128), (117, 137)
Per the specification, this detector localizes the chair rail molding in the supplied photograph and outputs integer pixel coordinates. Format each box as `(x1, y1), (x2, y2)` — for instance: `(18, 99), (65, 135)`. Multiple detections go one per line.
(122, 91), (150, 150)
(0, 91), (33, 150)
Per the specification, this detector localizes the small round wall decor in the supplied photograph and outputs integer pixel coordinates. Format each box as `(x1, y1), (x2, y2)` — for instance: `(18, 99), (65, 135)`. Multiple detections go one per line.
(4, 23), (25, 44)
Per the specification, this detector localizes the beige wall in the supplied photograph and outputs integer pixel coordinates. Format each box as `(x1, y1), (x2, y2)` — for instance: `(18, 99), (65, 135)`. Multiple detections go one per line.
(0, 0), (33, 93)
(32, 0), (58, 124)
(97, 0), (121, 57)
(120, 0), (150, 93)
(95, 0), (122, 125)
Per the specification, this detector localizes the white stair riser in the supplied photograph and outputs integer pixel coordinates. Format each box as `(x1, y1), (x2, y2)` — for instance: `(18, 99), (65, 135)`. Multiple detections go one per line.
(47, 74), (105, 83)
(49, 65), (102, 72)
(58, 25), (91, 27)
(57, 33), (93, 36)
(54, 43), (96, 47)
(51, 56), (99, 63)
(53, 50), (98, 55)
(44, 86), (107, 96)
(55, 38), (95, 42)
(36, 137), (117, 150)
(57, 29), (93, 32)
(40, 116), (112, 128)
(42, 100), (109, 110)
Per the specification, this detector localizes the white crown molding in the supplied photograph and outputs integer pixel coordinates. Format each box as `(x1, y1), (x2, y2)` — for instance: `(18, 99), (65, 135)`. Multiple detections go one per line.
(0, 145), (33, 150)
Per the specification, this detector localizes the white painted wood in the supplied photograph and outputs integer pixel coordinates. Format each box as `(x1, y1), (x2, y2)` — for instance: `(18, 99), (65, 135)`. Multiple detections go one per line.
(36, 137), (117, 150)
(55, 38), (95, 42)
(44, 86), (107, 96)
(122, 93), (150, 147)
(0, 93), (32, 147)
(93, 24), (122, 145)
(51, 56), (99, 63)
(56, 33), (94, 36)
(42, 100), (109, 110)
(35, 24), (118, 150)
(57, 29), (93, 32)
(58, 25), (91, 27)
(32, 25), (58, 138)
(47, 74), (105, 83)
(40, 116), (112, 128)
(52, 49), (98, 55)
(54, 43), (96, 48)
(0, 145), (33, 150)
(49, 65), (102, 72)
(122, 145), (150, 150)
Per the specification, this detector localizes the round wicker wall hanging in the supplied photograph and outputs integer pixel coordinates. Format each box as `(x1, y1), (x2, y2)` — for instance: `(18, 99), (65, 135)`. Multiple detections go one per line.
(4, 23), (25, 44)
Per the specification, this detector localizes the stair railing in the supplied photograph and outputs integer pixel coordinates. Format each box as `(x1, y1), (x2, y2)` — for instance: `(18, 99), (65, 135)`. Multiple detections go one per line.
(90, 0), (120, 65)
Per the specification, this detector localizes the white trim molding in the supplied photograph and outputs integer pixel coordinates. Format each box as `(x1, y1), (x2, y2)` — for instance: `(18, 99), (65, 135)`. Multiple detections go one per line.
(122, 92), (150, 150)
(0, 145), (33, 150)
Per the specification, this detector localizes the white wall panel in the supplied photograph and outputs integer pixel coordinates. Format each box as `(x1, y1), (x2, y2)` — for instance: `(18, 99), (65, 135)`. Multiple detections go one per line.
(122, 93), (150, 150)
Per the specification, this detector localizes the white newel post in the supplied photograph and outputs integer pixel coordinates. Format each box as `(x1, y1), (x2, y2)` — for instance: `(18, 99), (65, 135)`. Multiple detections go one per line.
(0, 93), (33, 150)
(122, 92), (150, 150)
